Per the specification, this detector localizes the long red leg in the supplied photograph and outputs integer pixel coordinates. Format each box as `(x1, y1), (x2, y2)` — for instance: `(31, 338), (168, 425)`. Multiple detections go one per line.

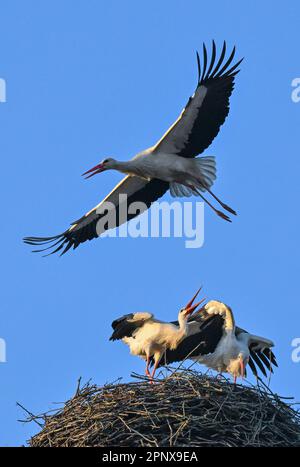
(145, 356), (151, 378)
(190, 186), (232, 222)
(151, 359), (160, 381)
(205, 187), (237, 216)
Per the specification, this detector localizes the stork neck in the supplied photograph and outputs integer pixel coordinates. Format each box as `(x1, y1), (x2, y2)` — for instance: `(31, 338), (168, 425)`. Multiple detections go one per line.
(224, 308), (235, 332)
(177, 314), (189, 336)
(110, 160), (136, 174)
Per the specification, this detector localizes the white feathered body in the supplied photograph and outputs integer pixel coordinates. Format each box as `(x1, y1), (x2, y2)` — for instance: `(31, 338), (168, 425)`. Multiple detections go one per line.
(193, 331), (249, 375)
(114, 149), (216, 193)
(123, 319), (186, 360)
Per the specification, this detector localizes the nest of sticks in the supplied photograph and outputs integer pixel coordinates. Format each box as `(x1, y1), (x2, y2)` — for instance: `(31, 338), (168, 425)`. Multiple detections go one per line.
(23, 370), (300, 447)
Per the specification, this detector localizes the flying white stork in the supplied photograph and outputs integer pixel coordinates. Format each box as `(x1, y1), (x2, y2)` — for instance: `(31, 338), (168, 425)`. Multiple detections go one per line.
(24, 41), (243, 255)
(152, 300), (277, 383)
(109, 288), (205, 381)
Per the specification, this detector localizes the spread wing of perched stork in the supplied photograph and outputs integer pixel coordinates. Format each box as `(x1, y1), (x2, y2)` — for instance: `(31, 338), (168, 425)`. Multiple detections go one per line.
(24, 41), (242, 256)
(109, 288), (205, 381)
(151, 302), (277, 381)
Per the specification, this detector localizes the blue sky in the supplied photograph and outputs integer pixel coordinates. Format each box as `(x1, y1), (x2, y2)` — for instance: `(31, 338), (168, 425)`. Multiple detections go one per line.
(1, 1), (300, 446)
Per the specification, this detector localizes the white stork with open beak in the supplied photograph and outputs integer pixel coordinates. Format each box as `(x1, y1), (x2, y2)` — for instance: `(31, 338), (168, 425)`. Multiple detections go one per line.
(152, 300), (277, 383)
(109, 288), (205, 381)
(24, 41), (243, 255)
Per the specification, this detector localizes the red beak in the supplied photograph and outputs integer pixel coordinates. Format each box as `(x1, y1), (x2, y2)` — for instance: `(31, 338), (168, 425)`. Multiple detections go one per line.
(184, 287), (206, 315)
(82, 163), (105, 179)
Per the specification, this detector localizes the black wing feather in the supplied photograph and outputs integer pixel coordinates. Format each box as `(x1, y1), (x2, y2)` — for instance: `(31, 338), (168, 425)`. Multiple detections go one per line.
(204, 40), (217, 80)
(214, 46), (236, 78)
(247, 347), (278, 378)
(255, 350), (273, 373)
(110, 314), (139, 341)
(248, 356), (258, 377)
(153, 41), (243, 158)
(23, 178), (169, 256)
(153, 314), (224, 368)
(153, 315), (277, 381)
(249, 351), (267, 378)
(196, 51), (201, 82)
(211, 41), (227, 77)
(263, 348), (278, 367)
(200, 43), (208, 82)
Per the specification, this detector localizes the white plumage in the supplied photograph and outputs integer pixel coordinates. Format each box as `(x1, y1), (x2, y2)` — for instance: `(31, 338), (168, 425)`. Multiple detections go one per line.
(110, 288), (204, 381)
(24, 41), (242, 255)
(156, 300), (276, 383)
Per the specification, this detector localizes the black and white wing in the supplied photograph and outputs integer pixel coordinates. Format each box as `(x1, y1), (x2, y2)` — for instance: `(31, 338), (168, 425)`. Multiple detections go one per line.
(188, 311), (278, 379)
(109, 312), (153, 341)
(23, 176), (169, 256)
(154, 312), (278, 380)
(235, 327), (278, 378)
(153, 41), (243, 158)
(154, 314), (225, 367)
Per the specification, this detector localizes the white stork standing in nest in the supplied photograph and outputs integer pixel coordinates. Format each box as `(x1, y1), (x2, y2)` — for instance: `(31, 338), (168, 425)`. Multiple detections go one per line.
(151, 300), (277, 383)
(109, 288), (205, 382)
(24, 41), (243, 255)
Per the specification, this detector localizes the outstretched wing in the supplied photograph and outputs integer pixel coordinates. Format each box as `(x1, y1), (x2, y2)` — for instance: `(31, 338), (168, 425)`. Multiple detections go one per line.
(187, 313), (278, 379)
(154, 314), (225, 367)
(153, 41), (243, 158)
(154, 315), (278, 380)
(109, 312), (153, 341)
(23, 176), (169, 255)
(236, 327), (278, 378)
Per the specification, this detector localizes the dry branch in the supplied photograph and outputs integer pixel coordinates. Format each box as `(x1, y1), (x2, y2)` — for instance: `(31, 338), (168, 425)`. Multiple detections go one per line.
(24, 370), (300, 447)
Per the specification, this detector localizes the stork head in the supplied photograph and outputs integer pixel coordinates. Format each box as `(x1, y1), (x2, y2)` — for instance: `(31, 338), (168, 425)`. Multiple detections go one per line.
(198, 300), (235, 332)
(227, 350), (249, 380)
(178, 287), (205, 321)
(202, 300), (231, 317)
(82, 158), (116, 179)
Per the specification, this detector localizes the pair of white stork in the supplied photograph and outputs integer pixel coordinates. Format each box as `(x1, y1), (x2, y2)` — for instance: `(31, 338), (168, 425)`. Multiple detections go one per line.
(110, 288), (277, 383)
(24, 41), (241, 255)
